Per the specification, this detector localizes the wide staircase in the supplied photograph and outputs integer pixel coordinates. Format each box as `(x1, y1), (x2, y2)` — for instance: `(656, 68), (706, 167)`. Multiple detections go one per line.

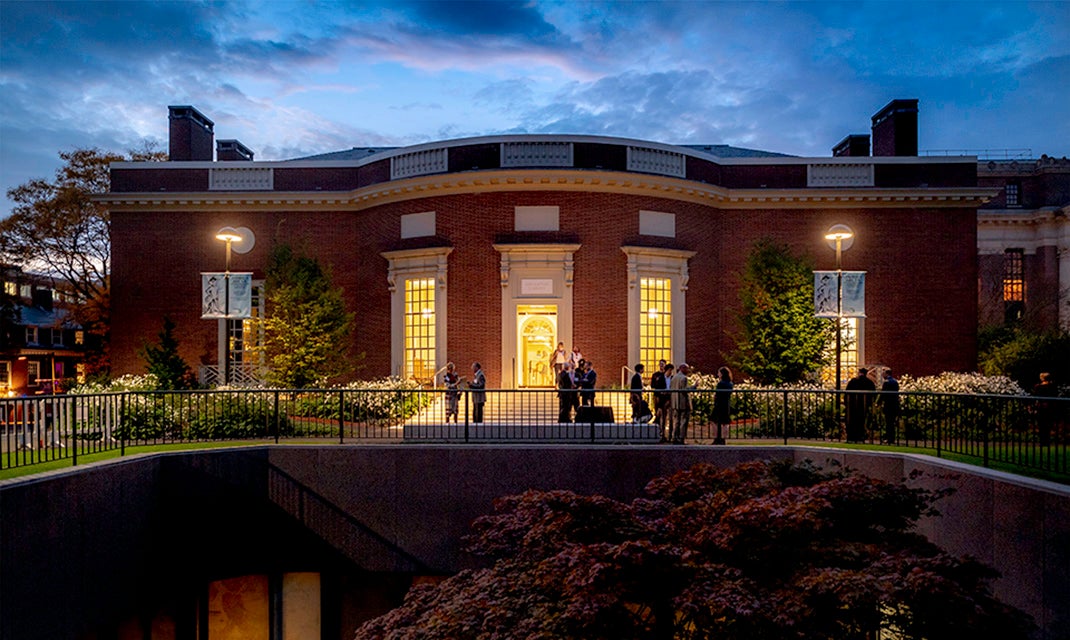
(403, 388), (660, 443)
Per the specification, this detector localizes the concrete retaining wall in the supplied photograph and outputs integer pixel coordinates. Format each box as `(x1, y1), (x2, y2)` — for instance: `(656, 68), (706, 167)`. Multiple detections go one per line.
(2, 445), (1067, 639)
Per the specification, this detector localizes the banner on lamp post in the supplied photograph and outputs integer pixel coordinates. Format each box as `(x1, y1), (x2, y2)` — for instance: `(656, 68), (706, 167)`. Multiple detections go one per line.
(201, 272), (253, 319)
(814, 271), (866, 318)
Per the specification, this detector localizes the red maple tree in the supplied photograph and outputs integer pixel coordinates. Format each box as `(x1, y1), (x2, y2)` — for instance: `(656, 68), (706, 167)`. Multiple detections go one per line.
(355, 460), (1033, 640)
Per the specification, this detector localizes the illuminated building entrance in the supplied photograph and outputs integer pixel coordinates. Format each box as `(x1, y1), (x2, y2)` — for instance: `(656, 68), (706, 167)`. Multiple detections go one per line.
(517, 305), (557, 387)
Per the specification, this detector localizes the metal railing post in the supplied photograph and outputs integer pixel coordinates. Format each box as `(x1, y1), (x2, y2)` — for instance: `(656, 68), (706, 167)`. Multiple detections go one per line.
(119, 393), (126, 457)
(274, 390), (280, 444)
(70, 398), (77, 467)
(782, 390), (789, 445)
(339, 389), (345, 444)
(464, 391), (470, 443)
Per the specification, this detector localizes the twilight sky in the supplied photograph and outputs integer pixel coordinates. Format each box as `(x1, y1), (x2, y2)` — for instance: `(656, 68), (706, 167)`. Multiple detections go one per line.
(2, 1), (1068, 216)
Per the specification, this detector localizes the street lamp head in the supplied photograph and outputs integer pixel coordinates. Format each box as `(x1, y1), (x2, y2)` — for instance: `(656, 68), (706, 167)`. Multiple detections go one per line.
(824, 223), (855, 251)
(215, 227), (243, 244)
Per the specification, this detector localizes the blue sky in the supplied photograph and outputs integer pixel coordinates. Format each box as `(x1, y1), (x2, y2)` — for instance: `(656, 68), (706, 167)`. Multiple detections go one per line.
(2, 1), (1068, 215)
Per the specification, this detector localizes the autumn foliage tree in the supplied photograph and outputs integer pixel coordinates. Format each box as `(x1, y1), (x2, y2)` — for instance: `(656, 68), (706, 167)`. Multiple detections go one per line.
(1, 146), (165, 374)
(355, 460), (1033, 640)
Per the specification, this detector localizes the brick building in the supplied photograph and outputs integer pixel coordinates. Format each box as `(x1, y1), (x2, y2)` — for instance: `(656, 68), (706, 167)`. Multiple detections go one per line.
(102, 100), (990, 387)
(977, 156), (1070, 331)
(1, 265), (88, 396)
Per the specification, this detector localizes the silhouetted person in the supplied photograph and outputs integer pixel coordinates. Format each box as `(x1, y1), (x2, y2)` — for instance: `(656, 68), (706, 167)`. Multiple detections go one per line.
(470, 362), (486, 423)
(713, 366), (733, 445)
(881, 369), (900, 444)
(1033, 372), (1057, 447)
(845, 367), (875, 442)
(558, 362), (576, 423)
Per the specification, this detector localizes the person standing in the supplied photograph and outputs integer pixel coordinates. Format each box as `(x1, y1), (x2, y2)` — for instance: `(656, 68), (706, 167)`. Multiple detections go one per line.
(557, 362), (576, 423)
(712, 366), (733, 445)
(551, 342), (568, 377)
(570, 346), (584, 370)
(651, 360), (669, 440)
(669, 363), (694, 444)
(630, 363), (645, 422)
(580, 360), (597, 406)
(443, 362), (460, 423)
(880, 369), (900, 444)
(570, 360), (584, 415)
(1033, 372), (1057, 447)
(845, 367), (876, 442)
(469, 362), (486, 423)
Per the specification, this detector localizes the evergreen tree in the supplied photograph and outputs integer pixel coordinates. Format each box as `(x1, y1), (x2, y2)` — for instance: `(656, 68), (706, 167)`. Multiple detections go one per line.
(258, 244), (355, 388)
(138, 316), (195, 389)
(733, 240), (833, 385)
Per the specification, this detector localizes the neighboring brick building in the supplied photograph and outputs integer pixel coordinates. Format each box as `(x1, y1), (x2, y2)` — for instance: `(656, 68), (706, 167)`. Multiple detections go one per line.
(1, 266), (88, 396)
(977, 156), (1070, 331)
(102, 101), (990, 387)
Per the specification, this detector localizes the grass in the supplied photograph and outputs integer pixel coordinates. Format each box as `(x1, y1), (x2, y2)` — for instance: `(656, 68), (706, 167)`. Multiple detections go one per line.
(1, 438), (1067, 485)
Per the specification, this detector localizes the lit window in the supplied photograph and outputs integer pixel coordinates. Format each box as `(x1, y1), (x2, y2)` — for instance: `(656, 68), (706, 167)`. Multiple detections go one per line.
(404, 278), (436, 382)
(75, 331), (85, 345)
(640, 278), (672, 375)
(76, 363), (86, 384)
(26, 327), (38, 345)
(27, 361), (40, 386)
(1005, 183), (1020, 207)
(20, 284), (31, 298)
(228, 282), (265, 374)
(3, 282), (15, 296)
(821, 318), (861, 387)
(1003, 249), (1025, 322)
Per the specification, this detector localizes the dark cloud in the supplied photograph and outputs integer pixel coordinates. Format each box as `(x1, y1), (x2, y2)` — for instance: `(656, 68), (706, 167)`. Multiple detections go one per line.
(398, 0), (559, 40)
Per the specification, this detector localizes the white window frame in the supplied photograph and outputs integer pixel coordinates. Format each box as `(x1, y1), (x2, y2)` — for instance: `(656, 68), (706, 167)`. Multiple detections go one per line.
(382, 247), (453, 380)
(621, 246), (696, 368)
(25, 326), (38, 345)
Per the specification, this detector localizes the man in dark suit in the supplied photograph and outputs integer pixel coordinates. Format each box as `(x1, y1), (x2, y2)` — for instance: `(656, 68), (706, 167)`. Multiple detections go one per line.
(557, 363), (576, 423)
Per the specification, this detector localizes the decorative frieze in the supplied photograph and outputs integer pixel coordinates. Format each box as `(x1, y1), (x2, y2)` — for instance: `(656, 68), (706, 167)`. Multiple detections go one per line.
(391, 147), (448, 179)
(807, 163), (875, 187)
(627, 146), (686, 178)
(501, 141), (573, 167)
(209, 167), (274, 190)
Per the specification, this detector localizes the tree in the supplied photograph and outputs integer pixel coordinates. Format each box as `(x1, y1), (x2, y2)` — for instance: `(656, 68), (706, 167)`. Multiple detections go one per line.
(1, 146), (166, 374)
(979, 326), (1070, 391)
(355, 460), (1033, 640)
(732, 240), (833, 385)
(257, 243), (355, 388)
(138, 316), (196, 390)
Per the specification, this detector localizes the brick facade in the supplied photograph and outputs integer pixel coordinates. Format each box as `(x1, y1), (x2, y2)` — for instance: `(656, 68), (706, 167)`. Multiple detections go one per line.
(104, 104), (997, 386)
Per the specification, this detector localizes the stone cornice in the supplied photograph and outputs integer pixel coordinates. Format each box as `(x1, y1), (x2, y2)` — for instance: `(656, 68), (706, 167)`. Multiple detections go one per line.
(98, 169), (998, 212)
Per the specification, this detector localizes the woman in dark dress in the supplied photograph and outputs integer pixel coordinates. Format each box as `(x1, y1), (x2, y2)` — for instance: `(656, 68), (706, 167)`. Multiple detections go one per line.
(713, 366), (733, 445)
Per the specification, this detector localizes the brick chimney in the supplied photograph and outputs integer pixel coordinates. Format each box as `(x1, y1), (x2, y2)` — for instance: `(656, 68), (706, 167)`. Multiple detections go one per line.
(168, 106), (215, 161)
(832, 134), (870, 157)
(216, 139), (255, 161)
(871, 99), (918, 157)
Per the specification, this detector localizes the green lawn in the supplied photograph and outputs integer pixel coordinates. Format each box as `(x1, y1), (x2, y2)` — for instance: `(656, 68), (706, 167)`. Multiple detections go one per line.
(2, 439), (1067, 485)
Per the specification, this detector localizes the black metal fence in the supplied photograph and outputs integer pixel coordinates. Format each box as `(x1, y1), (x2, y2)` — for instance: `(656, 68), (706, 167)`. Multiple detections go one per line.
(2, 387), (1067, 478)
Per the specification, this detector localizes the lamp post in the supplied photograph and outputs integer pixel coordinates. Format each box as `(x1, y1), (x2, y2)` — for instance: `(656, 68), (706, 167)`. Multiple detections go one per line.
(215, 227), (243, 384)
(824, 224), (854, 390)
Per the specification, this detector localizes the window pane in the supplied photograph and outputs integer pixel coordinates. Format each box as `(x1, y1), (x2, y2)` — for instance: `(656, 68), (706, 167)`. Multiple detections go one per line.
(639, 277), (671, 375)
(404, 278), (436, 381)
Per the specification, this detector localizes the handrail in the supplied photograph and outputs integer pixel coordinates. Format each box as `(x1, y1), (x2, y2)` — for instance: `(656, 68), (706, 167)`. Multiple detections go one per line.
(621, 365), (636, 388)
(430, 364), (450, 388)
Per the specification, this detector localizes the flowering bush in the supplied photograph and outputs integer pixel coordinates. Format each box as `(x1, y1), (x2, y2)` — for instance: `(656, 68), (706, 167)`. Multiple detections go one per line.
(69, 373), (162, 394)
(288, 376), (435, 423)
(900, 372), (1025, 396)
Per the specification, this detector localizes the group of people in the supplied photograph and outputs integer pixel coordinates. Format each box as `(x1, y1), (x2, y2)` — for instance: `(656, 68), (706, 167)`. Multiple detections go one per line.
(636, 360), (734, 445)
(554, 343), (599, 423)
(845, 367), (900, 443)
(442, 361), (486, 423)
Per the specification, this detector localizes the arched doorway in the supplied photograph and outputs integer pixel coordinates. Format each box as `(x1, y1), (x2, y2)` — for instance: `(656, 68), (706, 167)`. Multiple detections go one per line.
(517, 306), (556, 387)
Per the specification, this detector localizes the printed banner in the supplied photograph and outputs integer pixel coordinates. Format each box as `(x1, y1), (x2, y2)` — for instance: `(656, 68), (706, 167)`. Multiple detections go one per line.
(814, 271), (866, 318)
(201, 272), (253, 319)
